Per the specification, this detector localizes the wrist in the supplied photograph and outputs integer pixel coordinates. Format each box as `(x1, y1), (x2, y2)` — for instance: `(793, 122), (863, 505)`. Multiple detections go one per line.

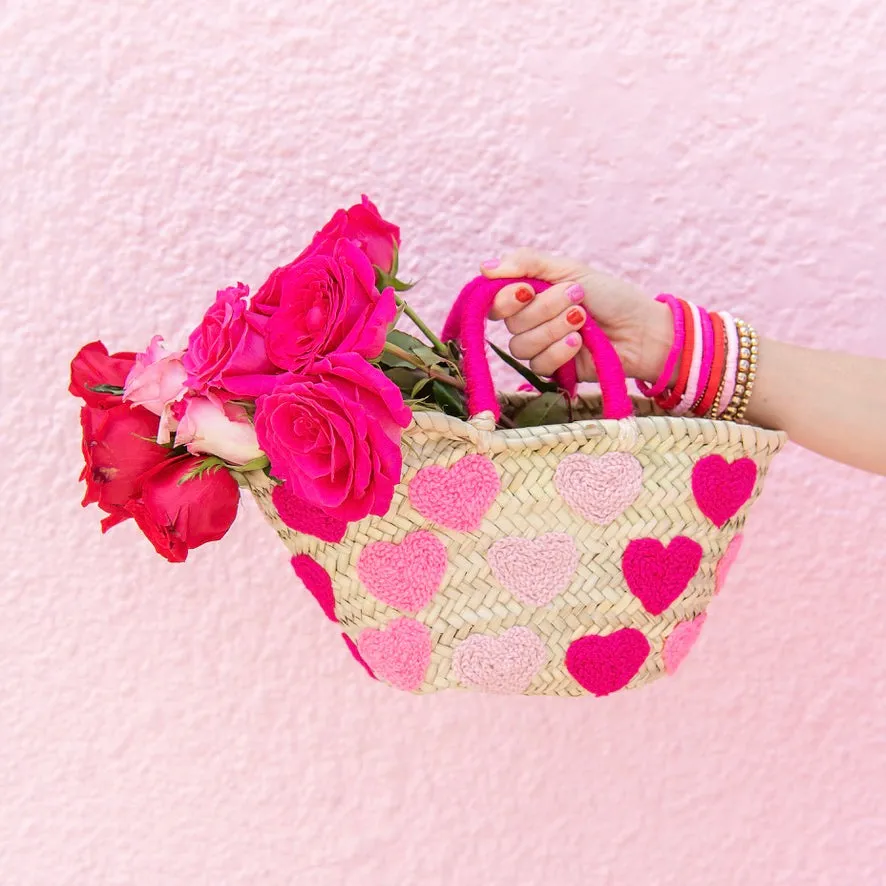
(638, 300), (676, 385)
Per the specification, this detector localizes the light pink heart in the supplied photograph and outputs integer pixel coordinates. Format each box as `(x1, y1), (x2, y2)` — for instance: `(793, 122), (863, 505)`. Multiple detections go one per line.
(716, 534), (744, 595)
(565, 629), (650, 696)
(408, 454), (500, 531)
(622, 536), (703, 616)
(554, 452), (644, 524)
(663, 613), (708, 675)
(487, 533), (579, 606)
(692, 455), (757, 527)
(452, 627), (548, 694)
(356, 618), (431, 692)
(357, 531), (447, 613)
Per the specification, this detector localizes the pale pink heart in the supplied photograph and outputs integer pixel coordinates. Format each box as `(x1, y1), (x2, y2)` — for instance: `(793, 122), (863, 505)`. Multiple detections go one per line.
(408, 454), (500, 531)
(487, 533), (579, 606)
(452, 627), (548, 694)
(663, 613), (708, 675)
(692, 455), (757, 527)
(357, 531), (447, 613)
(554, 452), (644, 524)
(715, 534), (744, 595)
(622, 536), (703, 616)
(356, 618), (431, 692)
(565, 629), (650, 696)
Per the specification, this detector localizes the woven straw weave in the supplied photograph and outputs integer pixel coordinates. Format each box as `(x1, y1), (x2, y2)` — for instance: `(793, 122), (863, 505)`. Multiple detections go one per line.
(246, 393), (787, 696)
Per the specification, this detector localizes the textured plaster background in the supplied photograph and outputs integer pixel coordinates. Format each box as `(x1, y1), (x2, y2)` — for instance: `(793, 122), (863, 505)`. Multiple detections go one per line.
(4, 1), (886, 884)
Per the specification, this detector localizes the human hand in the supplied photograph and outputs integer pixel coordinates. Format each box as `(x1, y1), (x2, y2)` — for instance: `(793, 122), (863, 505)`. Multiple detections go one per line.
(483, 249), (673, 384)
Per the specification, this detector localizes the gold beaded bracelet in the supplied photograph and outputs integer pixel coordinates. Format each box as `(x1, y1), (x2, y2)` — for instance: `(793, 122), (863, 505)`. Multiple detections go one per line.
(722, 319), (758, 423)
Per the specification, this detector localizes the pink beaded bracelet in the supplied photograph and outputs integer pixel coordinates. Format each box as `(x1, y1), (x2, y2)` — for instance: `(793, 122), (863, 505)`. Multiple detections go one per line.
(636, 294), (685, 398)
(690, 306), (715, 413)
(717, 311), (739, 416)
(673, 302), (704, 415)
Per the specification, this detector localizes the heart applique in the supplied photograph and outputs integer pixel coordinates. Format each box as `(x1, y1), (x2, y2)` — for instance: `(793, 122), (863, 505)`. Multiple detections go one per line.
(622, 536), (703, 616)
(565, 629), (650, 696)
(716, 534), (744, 595)
(356, 618), (431, 692)
(663, 613), (707, 675)
(452, 627), (548, 694)
(291, 554), (338, 623)
(554, 452), (644, 524)
(357, 531), (447, 613)
(342, 633), (377, 680)
(692, 455), (757, 527)
(408, 454), (500, 531)
(487, 533), (579, 606)
(273, 483), (348, 543)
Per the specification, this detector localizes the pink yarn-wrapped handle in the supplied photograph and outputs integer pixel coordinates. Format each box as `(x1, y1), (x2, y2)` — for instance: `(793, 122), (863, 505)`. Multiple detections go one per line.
(441, 275), (633, 422)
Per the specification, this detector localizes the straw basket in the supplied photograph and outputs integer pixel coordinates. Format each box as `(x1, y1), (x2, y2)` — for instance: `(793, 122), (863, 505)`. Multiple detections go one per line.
(246, 277), (788, 697)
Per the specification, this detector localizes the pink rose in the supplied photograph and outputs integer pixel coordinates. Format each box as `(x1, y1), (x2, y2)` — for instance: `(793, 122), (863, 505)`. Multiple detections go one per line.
(262, 239), (396, 373)
(251, 196), (400, 317)
(254, 353), (412, 522)
(124, 335), (187, 442)
(182, 284), (281, 397)
(173, 395), (263, 466)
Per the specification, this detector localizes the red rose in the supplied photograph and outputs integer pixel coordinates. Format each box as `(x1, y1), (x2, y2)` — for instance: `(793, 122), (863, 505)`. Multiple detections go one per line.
(78, 404), (169, 531)
(70, 341), (137, 408)
(263, 239), (396, 373)
(254, 353), (412, 523)
(250, 195), (400, 317)
(125, 456), (240, 563)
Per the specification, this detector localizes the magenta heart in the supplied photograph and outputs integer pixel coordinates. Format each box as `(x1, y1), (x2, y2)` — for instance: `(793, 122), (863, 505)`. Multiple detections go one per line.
(408, 454), (500, 531)
(692, 455), (757, 528)
(622, 536), (703, 616)
(273, 484), (347, 543)
(357, 531), (447, 613)
(357, 618), (431, 692)
(715, 534), (744, 595)
(452, 627), (548, 693)
(342, 633), (377, 680)
(565, 629), (650, 696)
(554, 452), (644, 524)
(291, 554), (337, 622)
(663, 613), (707, 675)
(487, 533), (579, 606)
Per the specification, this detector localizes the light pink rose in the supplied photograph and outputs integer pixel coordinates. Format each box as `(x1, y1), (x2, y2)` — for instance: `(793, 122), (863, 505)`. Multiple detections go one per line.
(124, 336), (187, 423)
(173, 396), (264, 466)
(262, 239), (396, 373)
(182, 284), (282, 397)
(254, 353), (412, 523)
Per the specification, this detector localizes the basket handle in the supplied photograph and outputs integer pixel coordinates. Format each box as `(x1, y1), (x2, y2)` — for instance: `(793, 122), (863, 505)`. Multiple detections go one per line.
(441, 275), (633, 423)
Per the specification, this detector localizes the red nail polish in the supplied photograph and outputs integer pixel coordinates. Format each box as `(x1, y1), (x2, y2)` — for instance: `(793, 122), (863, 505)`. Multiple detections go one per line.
(515, 287), (534, 304)
(567, 308), (584, 326)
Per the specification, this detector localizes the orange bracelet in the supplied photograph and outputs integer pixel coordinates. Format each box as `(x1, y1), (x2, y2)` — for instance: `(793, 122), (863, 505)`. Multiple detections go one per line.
(656, 298), (694, 411)
(694, 311), (727, 417)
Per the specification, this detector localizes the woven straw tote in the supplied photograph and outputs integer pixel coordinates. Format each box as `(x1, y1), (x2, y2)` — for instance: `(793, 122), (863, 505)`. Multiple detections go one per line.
(246, 276), (787, 696)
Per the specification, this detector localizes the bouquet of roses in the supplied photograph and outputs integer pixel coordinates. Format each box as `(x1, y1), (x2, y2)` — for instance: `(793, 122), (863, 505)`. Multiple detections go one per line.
(70, 197), (559, 563)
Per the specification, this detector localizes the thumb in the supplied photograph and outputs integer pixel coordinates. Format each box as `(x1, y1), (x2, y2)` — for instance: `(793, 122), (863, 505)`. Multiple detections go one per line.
(480, 247), (582, 283)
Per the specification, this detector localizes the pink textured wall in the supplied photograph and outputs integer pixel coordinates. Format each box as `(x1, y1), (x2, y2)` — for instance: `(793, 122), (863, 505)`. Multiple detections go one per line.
(4, 1), (886, 883)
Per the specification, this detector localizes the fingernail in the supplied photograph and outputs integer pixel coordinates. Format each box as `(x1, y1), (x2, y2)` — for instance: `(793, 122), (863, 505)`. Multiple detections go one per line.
(515, 286), (534, 303)
(566, 283), (584, 304)
(566, 307), (585, 326)
(481, 258), (501, 270)
(565, 333), (581, 348)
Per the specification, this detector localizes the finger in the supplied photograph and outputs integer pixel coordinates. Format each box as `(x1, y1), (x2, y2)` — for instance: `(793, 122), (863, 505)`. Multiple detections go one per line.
(509, 305), (587, 361)
(481, 247), (583, 283)
(488, 282), (538, 321)
(528, 332), (584, 378)
(504, 280), (586, 335)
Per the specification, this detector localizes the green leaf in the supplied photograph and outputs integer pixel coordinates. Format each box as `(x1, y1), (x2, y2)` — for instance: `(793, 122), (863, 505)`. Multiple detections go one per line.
(88, 383), (125, 396)
(487, 340), (558, 393)
(386, 330), (444, 367)
(513, 392), (570, 428)
(410, 376), (434, 399)
(386, 367), (423, 393)
(228, 455), (271, 473)
(431, 380), (467, 418)
(178, 457), (225, 484)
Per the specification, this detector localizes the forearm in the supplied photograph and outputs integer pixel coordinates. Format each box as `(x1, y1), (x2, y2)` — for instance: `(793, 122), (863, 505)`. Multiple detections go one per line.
(744, 339), (886, 475)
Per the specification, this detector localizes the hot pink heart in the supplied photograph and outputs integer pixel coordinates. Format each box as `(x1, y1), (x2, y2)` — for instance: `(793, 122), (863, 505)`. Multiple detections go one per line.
(357, 531), (447, 613)
(408, 454), (500, 531)
(356, 617), (431, 692)
(487, 533), (579, 606)
(716, 534), (744, 595)
(565, 629), (650, 696)
(622, 536), (703, 615)
(663, 613), (707, 675)
(554, 452), (644, 524)
(291, 554), (338, 622)
(692, 455), (757, 527)
(273, 483), (348, 543)
(452, 627), (548, 694)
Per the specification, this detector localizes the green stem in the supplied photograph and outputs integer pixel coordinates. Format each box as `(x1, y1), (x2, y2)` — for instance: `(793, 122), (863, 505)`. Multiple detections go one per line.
(395, 295), (448, 357)
(382, 344), (467, 391)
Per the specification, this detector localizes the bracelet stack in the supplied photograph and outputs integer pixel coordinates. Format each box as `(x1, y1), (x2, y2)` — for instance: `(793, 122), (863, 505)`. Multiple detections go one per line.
(638, 294), (759, 422)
